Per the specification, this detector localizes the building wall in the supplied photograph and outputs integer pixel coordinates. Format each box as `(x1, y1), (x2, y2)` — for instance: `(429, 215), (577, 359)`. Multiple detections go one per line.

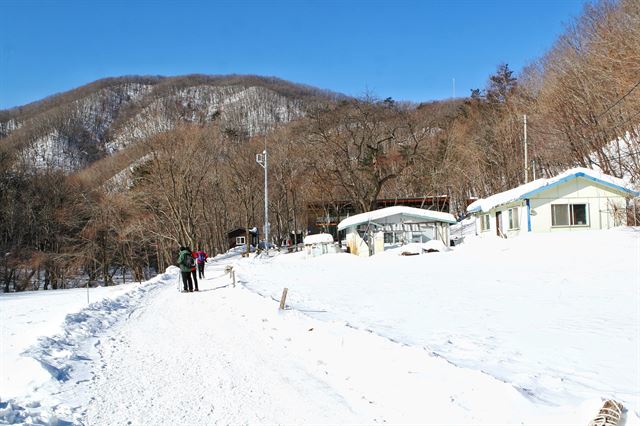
(474, 200), (526, 238)
(346, 230), (370, 257)
(436, 222), (451, 245)
(529, 178), (627, 232)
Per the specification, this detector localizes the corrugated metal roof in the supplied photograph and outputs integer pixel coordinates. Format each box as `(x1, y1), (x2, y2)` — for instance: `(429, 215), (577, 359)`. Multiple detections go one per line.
(337, 206), (456, 231)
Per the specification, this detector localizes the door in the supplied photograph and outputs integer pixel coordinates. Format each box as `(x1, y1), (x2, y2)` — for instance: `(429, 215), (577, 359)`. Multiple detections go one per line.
(496, 211), (502, 237)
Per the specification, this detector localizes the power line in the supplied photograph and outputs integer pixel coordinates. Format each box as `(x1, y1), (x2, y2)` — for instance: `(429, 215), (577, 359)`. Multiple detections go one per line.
(526, 109), (640, 146)
(522, 78), (640, 140)
(595, 79), (640, 120)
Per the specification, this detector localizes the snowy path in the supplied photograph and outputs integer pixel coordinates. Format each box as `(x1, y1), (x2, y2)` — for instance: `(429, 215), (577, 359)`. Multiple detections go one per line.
(84, 265), (363, 425)
(4, 242), (629, 424)
(79, 262), (597, 425)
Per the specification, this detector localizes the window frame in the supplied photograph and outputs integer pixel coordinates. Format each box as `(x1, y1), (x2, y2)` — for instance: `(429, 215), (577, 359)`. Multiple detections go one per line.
(508, 207), (520, 230)
(236, 236), (246, 245)
(551, 203), (589, 227)
(480, 214), (491, 232)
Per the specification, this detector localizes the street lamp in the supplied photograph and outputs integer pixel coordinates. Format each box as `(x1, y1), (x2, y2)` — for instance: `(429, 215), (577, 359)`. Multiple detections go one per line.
(256, 149), (269, 251)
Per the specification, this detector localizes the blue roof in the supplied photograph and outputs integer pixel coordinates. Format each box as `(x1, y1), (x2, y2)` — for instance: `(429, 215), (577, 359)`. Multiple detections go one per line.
(520, 172), (640, 199)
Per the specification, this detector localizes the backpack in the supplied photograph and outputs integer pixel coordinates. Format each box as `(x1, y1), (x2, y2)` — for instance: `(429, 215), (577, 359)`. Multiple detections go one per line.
(181, 251), (194, 269)
(197, 252), (206, 262)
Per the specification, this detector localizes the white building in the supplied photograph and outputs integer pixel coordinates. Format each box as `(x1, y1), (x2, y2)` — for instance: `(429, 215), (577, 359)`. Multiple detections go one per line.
(467, 168), (639, 237)
(337, 206), (457, 257)
(303, 233), (338, 257)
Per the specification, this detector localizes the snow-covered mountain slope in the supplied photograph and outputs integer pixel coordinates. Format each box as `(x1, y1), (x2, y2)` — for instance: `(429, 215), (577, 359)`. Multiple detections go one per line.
(1, 229), (637, 425)
(105, 84), (304, 153)
(1, 81), (153, 170)
(0, 76), (336, 172)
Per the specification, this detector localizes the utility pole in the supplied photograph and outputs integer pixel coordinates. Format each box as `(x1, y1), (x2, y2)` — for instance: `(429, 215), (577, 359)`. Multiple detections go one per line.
(452, 78), (456, 98)
(524, 114), (528, 183)
(256, 148), (269, 250)
(532, 159), (536, 180)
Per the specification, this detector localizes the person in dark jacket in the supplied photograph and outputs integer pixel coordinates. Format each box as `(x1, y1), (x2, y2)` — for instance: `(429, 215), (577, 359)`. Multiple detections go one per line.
(195, 248), (207, 279)
(189, 247), (199, 291)
(178, 246), (194, 292)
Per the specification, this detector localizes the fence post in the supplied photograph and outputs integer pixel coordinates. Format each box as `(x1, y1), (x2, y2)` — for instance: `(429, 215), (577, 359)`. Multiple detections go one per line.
(279, 288), (288, 310)
(232, 270), (236, 287)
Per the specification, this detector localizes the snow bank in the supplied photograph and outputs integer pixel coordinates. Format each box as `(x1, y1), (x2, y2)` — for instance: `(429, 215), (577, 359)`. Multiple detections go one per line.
(303, 233), (334, 245)
(449, 216), (476, 238)
(380, 240), (450, 256)
(0, 268), (177, 424)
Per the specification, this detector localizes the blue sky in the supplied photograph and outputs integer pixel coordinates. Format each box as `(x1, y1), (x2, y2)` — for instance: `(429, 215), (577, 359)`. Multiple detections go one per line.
(0, 0), (587, 109)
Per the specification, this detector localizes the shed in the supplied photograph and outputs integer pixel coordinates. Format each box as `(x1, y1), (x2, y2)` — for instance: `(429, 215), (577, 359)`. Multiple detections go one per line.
(466, 167), (639, 238)
(303, 233), (338, 257)
(227, 227), (259, 250)
(337, 206), (457, 257)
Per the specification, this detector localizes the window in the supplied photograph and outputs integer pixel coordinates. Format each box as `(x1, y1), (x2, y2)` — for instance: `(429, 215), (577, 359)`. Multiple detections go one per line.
(571, 204), (587, 225)
(552, 204), (569, 226)
(551, 204), (588, 227)
(236, 236), (246, 245)
(508, 208), (519, 230)
(480, 214), (490, 231)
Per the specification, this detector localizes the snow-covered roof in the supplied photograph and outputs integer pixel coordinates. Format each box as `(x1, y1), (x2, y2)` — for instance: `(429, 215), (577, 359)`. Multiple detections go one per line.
(303, 233), (334, 245)
(337, 206), (457, 231)
(467, 167), (639, 214)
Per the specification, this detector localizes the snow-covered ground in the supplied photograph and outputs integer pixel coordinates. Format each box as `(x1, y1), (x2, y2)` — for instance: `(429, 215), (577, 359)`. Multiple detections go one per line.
(0, 228), (638, 424)
(238, 227), (640, 421)
(1, 283), (142, 402)
(0, 274), (171, 423)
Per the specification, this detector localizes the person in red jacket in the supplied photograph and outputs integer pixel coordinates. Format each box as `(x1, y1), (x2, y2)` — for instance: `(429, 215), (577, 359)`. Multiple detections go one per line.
(195, 248), (207, 279)
(189, 247), (199, 291)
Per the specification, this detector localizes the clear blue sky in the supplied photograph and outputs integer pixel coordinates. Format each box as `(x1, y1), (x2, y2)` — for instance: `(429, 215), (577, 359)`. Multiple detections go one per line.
(0, 0), (587, 109)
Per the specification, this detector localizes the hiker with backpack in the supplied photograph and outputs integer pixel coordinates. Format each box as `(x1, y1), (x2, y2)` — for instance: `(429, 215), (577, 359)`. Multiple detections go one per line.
(178, 246), (195, 292)
(189, 247), (199, 291)
(195, 248), (208, 279)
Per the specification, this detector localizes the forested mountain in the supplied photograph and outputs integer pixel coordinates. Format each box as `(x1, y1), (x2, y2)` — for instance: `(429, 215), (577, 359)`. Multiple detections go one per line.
(1, 0), (638, 293)
(0, 75), (340, 171)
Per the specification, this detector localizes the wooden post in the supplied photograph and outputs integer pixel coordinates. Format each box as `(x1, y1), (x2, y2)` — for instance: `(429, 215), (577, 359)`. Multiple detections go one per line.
(232, 270), (236, 287)
(279, 288), (288, 310)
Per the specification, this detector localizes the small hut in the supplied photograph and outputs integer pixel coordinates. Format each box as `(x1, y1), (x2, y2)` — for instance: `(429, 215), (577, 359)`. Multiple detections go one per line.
(227, 227), (259, 250)
(303, 233), (338, 257)
(337, 206), (457, 257)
